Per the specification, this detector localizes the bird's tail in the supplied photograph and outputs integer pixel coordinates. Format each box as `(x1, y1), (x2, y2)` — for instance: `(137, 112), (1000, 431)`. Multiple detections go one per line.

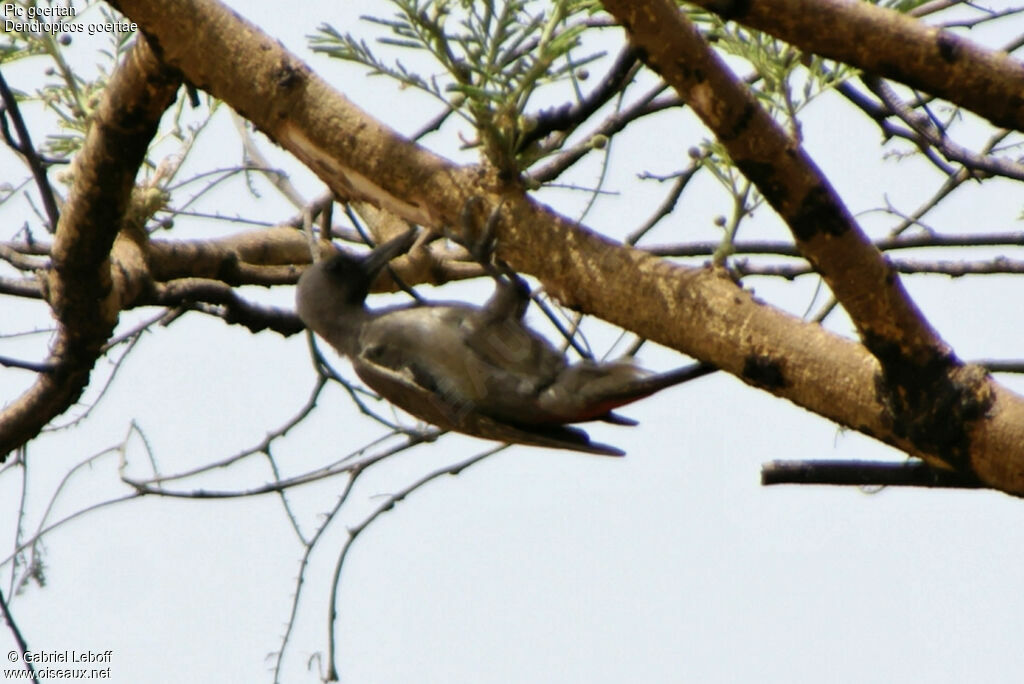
(617, 362), (718, 400)
(545, 361), (717, 425)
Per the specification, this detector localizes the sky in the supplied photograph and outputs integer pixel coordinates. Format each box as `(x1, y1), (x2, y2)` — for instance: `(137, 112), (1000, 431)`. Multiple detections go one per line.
(2, 2), (1024, 683)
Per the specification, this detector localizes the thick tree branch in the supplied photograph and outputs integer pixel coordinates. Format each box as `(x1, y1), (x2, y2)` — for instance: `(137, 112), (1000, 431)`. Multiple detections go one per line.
(0, 275), (42, 299)
(762, 459), (985, 489)
(601, 0), (947, 358)
(688, 0), (1024, 132)
(601, 1), (1008, 481)
(104, 0), (1024, 495)
(0, 37), (180, 459)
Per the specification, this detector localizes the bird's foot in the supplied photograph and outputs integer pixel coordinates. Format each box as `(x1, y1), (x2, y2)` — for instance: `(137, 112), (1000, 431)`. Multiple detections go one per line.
(456, 196), (528, 286)
(451, 197), (532, 320)
(454, 196), (503, 266)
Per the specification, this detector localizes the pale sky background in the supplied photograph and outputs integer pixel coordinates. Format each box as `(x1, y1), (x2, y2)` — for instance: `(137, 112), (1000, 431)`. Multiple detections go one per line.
(2, 2), (1024, 683)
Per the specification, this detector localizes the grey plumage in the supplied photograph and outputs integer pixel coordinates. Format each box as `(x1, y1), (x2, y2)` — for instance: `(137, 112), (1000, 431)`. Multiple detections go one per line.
(296, 230), (710, 455)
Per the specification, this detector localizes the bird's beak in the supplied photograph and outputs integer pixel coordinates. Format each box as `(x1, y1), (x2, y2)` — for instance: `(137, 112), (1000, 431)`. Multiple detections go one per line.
(362, 228), (418, 278)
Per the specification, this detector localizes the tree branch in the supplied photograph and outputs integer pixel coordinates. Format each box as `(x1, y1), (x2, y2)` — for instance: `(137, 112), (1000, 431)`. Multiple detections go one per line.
(150, 278), (303, 336)
(0, 36), (181, 460)
(602, 0), (1010, 483)
(859, 75), (1024, 181)
(762, 459), (986, 490)
(0, 585), (37, 682)
(517, 45), (640, 151)
(734, 256), (1024, 279)
(104, 0), (1024, 495)
(0, 71), (61, 232)
(603, 0), (948, 357)
(649, 232), (1024, 258)
(687, 0), (1024, 132)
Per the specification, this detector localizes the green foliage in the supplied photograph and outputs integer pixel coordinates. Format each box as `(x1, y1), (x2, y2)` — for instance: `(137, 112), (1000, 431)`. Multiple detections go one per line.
(688, 9), (856, 137)
(2, 2), (140, 158)
(675, 9), (865, 251)
(311, 0), (866, 259)
(0, 2), (234, 232)
(310, 0), (604, 171)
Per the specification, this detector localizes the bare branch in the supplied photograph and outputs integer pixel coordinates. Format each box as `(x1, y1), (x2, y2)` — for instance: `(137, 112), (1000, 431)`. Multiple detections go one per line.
(325, 445), (504, 680)
(0, 275), (42, 299)
(626, 153), (705, 245)
(0, 355), (55, 373)
(0, 585), (37, 682)
(605, 0), (950, 359)
(150, 278), (304, 336)
(518, 46), (640, 152)
(860, 76), (1024, 181)
(762, 459), (985, 489)
(0, 37), (181, 460)
(529, 87), (680, 183)
(104, 0), (1024, 493)
(650, 231), (1024, 257)
(686, 0), (1024, 132)
(0, 71), (61, 232)
(734, 256), (1024, 279)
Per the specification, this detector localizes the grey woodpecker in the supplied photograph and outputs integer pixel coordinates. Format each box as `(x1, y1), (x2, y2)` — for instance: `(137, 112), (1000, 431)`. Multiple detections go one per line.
(296, 229), (713, 456)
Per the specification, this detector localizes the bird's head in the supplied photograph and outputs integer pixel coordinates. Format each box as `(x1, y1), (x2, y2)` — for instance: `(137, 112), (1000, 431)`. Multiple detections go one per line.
(297, 228), (418, 311)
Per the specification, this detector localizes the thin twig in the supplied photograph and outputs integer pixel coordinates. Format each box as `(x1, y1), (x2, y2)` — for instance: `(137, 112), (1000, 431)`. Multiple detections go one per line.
(0, 355), (55, 373)
(272, 470), (359, 683)
(0, 585), (37, 683)
(326, 445), (506, 681)
(0, 72), (60, 232)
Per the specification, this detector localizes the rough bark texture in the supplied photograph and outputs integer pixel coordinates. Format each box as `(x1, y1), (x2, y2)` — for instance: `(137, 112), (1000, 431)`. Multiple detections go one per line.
(41, 0), (1024, 495)
(0, 37), (181, 458)
(689, 0), (1024, 132)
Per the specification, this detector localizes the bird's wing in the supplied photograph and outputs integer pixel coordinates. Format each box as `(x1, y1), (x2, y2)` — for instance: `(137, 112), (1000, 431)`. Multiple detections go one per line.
(352, 352), (624, 456)
(456, 303), (566, 391)
(357, 305), (567, 422)
(352, 307), (623, 455)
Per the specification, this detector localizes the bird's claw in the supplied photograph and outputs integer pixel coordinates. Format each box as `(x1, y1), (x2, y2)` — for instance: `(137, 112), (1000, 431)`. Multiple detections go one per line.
(452, 196), (502, 266)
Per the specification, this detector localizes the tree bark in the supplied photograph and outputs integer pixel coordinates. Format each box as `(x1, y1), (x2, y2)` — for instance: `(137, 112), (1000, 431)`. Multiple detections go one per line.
(91, 0), (1024, 495)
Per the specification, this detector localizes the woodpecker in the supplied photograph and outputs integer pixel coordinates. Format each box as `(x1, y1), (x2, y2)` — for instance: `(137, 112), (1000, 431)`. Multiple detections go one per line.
(296, 229), (712, 456)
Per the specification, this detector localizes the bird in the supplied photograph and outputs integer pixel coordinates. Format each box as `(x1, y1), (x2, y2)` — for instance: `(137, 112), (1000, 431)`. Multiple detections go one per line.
(295, 228), (713, 455)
